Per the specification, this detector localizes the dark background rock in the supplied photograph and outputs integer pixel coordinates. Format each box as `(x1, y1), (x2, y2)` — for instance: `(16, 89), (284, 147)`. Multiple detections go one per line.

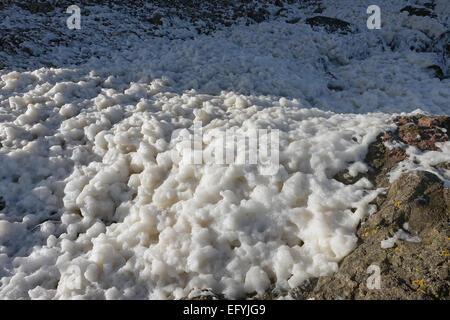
(400, 5), (437, 19)
(305, 16), (353, 34)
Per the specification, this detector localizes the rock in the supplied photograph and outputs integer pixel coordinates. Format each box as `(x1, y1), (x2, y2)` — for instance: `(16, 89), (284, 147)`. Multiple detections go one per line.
(395, 115), (449, 151)
(184, 290), (225, 300)
(400, 6), (437, 18)
(433, 32), (450, 78)
(247, 8), (270, 23)
(418, 116), (439, 128)
(17, 1), (54, 14)
(286, 17), (301, 24)
(274, 8), (287, 16)
(313, 7), (324, 14)
(363, 132), (407, 188)
(333, 115), (449, 188)
(301, 171), (449, 300)
(333, 170), (366, 185)
(305, 16), (353, 34)
(148, 14), (163, 26)
(435, 162), (450, 171)
(427, 65), (446, 80)
(327, 79), (345, 91)
(424, 3), (436, 10)
(0, 197), (5, 211)
(274, 0), (283, 7)
(290, 278), (318, 300)
(386, 171), (446, 234)
(321, 116), (449, 300)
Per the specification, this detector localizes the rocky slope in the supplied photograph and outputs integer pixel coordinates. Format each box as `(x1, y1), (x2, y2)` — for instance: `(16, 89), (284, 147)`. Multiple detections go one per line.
(292, 115), (450, 300)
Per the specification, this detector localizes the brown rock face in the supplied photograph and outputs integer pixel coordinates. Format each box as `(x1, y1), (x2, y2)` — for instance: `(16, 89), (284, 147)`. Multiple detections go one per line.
(395, 115), (449, 151)
(363, 131), (407, 188)
(293, 171), (449, 300)
(304, 115), (450, 300)
(334, 115), (449, 188)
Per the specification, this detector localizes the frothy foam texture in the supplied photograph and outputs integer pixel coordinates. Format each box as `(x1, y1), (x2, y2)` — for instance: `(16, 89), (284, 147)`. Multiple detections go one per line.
(0, 0), (449, 299)
(0, 66), (391, 298)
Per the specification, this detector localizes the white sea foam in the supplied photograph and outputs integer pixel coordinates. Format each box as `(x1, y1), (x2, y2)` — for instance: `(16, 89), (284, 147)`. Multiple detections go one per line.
(0, 0), (448, 299)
